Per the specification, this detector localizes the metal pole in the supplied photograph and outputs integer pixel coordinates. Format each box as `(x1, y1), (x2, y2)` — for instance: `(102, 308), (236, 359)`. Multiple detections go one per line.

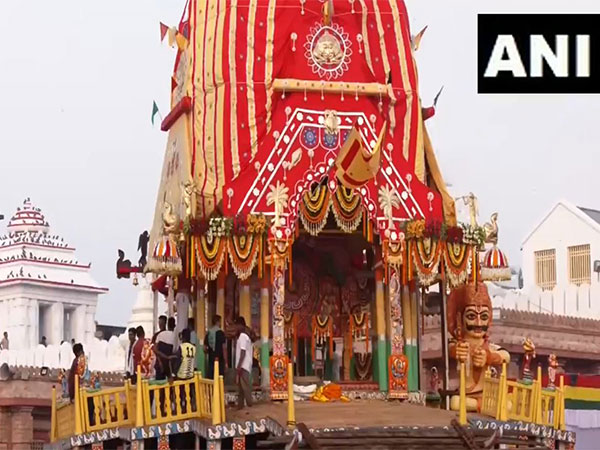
(440, 280), (450, 410)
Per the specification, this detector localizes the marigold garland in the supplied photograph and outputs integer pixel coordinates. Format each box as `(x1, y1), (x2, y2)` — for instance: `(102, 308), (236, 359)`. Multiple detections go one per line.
(443, 242), (472, 288)
(311, 314), (334, 361)
(412, 237), (442, 286)
(299, 185), (331, 236)
(195, 234), (227, 281)
(331, 186), (362, 233)
(349, 311), (370, 353)
(228, 234), (262, 280)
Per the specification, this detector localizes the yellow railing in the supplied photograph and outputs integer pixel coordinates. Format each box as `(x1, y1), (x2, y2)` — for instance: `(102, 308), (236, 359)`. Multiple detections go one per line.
(478, 363), (565, 429)
(81, 382), (135, 431)
(51, 361), (226, 442)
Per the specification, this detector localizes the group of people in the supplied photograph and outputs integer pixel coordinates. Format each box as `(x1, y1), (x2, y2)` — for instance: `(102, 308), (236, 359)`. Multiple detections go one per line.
(64, 313), (256, 412)
(124, 315), (198, 384)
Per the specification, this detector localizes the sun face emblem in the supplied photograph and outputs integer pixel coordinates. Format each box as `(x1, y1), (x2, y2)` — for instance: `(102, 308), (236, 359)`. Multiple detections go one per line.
(305, 23), (352, 80)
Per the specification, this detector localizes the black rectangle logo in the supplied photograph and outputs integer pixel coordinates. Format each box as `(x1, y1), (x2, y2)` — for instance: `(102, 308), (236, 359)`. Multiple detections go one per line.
(478, 14), (598, 93)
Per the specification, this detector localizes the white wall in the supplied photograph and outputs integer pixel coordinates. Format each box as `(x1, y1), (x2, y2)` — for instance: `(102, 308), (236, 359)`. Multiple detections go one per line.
(522, 203), (600, 292)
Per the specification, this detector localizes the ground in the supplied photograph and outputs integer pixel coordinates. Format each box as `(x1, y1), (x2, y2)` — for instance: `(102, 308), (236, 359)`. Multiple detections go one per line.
(227, 400), (459, 428)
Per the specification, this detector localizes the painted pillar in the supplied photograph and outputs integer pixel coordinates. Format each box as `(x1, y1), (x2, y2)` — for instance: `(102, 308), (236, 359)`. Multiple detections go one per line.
(196, 288), (206, 376)
(387, 265), (408, 399)
(239, 278), (251, 327)
(410, 284), (420, 392)
(270, 250), (288, 400)
(401, 283), (415, 392)
(374, 268), (387, 391)
(216, 272), (226, 329)
(260, 275), (270, 389)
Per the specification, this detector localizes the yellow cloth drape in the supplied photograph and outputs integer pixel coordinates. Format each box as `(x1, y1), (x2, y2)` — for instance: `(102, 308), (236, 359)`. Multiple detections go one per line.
(423, 122), (456, 226)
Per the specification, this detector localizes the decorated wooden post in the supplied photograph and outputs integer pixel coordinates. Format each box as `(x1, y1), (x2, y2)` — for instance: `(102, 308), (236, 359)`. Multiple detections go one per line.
(374, 266), (388, 391)
(260, 275), (271, 389)
(387, 263), (409, 399)
(269, 238), (290, 400)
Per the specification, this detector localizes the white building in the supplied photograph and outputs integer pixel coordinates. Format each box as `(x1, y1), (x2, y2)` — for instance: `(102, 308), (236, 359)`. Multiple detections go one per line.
(493, 199), (600, 319)
(0, 198), (107, 350)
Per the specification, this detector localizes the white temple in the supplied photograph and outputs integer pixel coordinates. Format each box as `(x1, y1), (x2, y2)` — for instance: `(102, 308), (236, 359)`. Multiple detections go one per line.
(0, 198), (107, 350)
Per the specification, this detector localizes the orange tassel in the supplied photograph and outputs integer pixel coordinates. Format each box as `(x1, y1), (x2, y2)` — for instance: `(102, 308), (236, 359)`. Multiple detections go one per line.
(362, 210), (367, 237)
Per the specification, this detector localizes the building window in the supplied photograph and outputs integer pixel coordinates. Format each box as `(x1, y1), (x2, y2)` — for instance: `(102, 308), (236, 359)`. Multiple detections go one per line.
(568, 244), (591, 286)
(534, 249), (556, 291)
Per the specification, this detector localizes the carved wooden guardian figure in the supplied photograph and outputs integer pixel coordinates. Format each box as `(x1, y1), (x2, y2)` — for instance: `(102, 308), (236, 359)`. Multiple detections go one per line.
(447, 282), (510, 412)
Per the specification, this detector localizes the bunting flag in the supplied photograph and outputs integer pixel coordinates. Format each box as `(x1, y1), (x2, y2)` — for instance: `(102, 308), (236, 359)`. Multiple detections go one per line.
(335, 122), (386, 189)
(159, 22), (169, 42)
(151, 101), (160, 126)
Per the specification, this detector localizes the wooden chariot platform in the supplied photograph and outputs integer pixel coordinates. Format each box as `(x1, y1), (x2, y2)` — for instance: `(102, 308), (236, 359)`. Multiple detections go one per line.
(48, 399), (576, 450)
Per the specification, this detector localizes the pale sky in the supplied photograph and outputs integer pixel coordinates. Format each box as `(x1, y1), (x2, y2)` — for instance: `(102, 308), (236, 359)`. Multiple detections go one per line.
(1, 1), (599, 325)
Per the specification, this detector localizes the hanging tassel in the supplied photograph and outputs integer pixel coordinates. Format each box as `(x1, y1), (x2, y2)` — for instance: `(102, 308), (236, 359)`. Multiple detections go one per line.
(329, 327), (333, 359)
(406, 241), (412, 282)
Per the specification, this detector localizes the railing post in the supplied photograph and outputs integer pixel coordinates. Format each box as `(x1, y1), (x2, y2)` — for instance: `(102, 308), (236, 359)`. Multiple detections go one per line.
(458, 361), (467, 426)
(212, 360), (221, 425)
(498, 362), (508, 422)
(534, 365), (543, 424)
(287, 361), (296, 428)
(51, 386), (57, 442)
(74, 373), (83, 435)
(219, 375), (226, 422)
(135, 365), (144, 427)
(559, 374), (565, 430)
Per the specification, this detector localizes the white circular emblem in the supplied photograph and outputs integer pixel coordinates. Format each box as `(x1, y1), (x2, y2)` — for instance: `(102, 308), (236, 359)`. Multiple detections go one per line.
(305, 23), (352, 80)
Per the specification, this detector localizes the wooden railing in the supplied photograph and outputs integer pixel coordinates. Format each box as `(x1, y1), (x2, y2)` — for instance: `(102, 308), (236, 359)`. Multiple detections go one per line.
(476, 364), (565, 429)
(81, 382), (135, 431)
(51, 361), (225, 442)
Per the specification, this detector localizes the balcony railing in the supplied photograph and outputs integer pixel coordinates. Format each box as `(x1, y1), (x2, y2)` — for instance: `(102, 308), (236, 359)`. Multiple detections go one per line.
(467, 363), (565, 429)
(50, 361), (225, 442)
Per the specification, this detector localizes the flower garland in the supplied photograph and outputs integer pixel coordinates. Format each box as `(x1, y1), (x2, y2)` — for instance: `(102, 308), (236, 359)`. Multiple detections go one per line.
(195, 234), (227, 280)
(311, 314), (334, 361)
(461, 223), (486, 249)
(443, 242), (472, 288)
(331, 186), (362, 233)
(349, 311), (370, 353)
(411, 237), (443, 286)
(299, 184), (331, 236)
(228, 234), (263, 280)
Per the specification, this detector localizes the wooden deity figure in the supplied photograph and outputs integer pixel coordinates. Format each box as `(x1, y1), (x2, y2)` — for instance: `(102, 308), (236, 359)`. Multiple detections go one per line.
(521, 337), (536, 382)
(448, 282), (510, 411)
(548, 353), (559, 389)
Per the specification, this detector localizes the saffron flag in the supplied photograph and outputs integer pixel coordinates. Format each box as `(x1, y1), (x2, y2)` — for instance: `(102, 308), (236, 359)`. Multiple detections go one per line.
(151, 101), (160, 125)
(159, 22), (169, 42)
(335, 122), (386, 189)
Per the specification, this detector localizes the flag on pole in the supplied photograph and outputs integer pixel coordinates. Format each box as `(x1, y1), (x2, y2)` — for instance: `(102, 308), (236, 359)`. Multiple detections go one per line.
(151, 101), (160, 126)
(334, 122), (386, 189)
(160, 22), (169, 42)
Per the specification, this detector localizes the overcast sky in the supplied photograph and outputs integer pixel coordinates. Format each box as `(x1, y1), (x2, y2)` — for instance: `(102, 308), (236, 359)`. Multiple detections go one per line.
(1, 1), (599, 326)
